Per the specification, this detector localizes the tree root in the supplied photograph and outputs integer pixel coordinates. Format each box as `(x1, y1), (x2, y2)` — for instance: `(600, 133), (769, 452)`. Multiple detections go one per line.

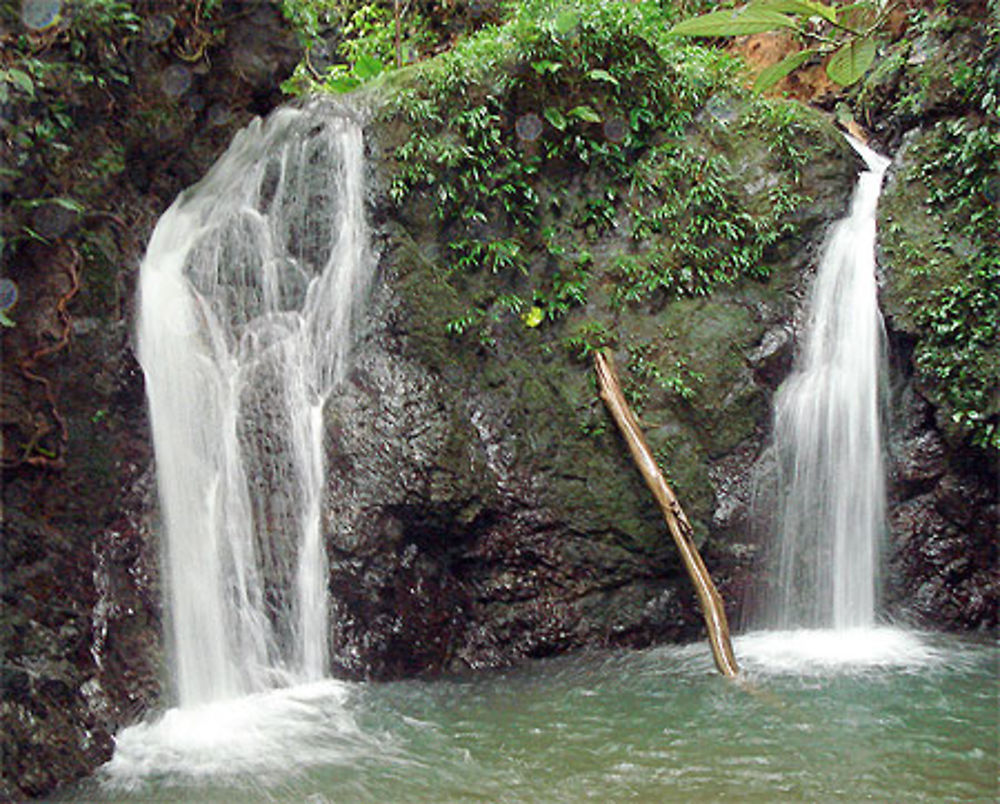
(7, 246), (82, 471)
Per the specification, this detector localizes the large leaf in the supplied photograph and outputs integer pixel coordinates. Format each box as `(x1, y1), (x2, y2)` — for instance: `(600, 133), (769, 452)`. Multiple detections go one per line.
(752, 0), (838, 24)
(667, 8), (797, 37)
(353, 52), (383, 81)
(543, 106), (567, 131)
(826, 36), (877, 86)
(569, 105), (603, 123)
(753, 48), (816, 92)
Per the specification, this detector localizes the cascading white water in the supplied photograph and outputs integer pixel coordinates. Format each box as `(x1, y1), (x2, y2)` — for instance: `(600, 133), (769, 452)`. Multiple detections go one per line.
(768, 138), (891, 630)
(137, 102), (371, 705)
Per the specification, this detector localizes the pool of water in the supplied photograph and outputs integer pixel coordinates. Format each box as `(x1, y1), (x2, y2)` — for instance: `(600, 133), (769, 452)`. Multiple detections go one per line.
(62, 629), (997, 802)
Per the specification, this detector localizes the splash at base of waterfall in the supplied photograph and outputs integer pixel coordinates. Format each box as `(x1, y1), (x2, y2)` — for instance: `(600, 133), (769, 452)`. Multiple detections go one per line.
(101, 681), (388, 789)
(736, 628), (942, 675)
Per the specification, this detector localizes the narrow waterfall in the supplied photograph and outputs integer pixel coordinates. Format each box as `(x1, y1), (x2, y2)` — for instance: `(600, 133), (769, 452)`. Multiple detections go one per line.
(137, 102), (371, 705)
(768, 138), (891, 630)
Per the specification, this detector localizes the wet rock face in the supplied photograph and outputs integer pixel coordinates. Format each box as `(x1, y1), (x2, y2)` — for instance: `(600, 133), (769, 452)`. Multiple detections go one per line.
(0, 508), (111, 800)
(1, 2), (302, 799)
(877, 111), (998, 630)
(884, 376), (998, 629)
(322, 110), (859, 678)
(0, 315), (160, 802)
(324, 290), (698, 680)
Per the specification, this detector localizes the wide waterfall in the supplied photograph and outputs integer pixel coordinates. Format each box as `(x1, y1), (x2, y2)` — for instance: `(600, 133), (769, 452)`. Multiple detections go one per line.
(73, 114), (995, 804)
(767, 138), (891, 629)
(137, 101), (371, 706)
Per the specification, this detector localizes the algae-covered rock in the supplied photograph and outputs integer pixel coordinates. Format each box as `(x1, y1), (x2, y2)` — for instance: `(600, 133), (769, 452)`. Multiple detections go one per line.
(320, 7), (860, 676)
(878, 121), (998, 630)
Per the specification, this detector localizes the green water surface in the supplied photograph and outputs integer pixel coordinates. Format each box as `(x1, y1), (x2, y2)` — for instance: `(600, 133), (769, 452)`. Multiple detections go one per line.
(61, 632), (998, 803)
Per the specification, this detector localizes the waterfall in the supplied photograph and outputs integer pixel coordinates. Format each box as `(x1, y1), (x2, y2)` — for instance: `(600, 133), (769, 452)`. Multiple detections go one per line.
(767, 138), (891, 630)
(137, 102), (372, 705)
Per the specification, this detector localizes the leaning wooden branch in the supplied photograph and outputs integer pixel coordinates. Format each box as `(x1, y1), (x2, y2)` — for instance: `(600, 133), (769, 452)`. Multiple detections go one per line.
(594, 349), (739, 678)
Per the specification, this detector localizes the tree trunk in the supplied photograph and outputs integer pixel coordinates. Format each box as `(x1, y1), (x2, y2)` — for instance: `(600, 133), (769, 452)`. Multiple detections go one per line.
(594, 349), (740, 678)
(394, 0), (403, 68)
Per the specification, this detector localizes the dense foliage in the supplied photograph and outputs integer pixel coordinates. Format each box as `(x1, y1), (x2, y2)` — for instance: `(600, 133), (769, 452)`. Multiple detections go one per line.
(874, 5), (999, 452)
(883, 118), (999, 452)
(375, 0), (823, 353)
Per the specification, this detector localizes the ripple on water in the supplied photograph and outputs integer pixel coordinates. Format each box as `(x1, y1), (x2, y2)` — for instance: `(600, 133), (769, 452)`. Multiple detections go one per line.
(63, 633), (996, 803)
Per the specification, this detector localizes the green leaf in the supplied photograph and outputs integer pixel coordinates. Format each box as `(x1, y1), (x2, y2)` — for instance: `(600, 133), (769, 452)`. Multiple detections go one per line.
(353, 52), (383, 81)
(50, 197), (84, 212)
(753, 49), (816, 92)
(543, 106), (567, 131)
(667, 8), (798, 37)
(326, 75), (360, 93)
(569, 105), (602, 123)
(751, 0), (838, 25)
(6, 68), (35, 98)
(0, 310), (15, 328)
(532, 60), (563, 75)
(586, 68), (619, 86)
(825, 36), (877, 86)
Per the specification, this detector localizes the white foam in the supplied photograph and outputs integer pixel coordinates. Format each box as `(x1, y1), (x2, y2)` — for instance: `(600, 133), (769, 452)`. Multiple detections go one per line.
(735, 627), (941, 674)
(102, 680), (381, 787)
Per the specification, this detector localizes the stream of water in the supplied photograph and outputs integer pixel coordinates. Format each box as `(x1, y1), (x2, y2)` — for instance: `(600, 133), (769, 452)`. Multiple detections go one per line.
(769, 139), (891, 630)
(136, 101), (371, 705)
(105, 109), (999, 804)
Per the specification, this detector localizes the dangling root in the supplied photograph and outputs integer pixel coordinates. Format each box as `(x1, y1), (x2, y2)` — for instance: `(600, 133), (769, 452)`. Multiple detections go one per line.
(9, 246), (82, 470)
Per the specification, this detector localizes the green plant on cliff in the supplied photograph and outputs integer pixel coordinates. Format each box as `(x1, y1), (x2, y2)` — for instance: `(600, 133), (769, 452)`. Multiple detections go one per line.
(383, 0), (815, 346)
(873, 4), (999, 453)
(621, 131), (804, 303)
(624, 340), (705, 413)
(279, 0), (438, 95)
(667, 0), (897, 91)
(898, 118), (1000, 451)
